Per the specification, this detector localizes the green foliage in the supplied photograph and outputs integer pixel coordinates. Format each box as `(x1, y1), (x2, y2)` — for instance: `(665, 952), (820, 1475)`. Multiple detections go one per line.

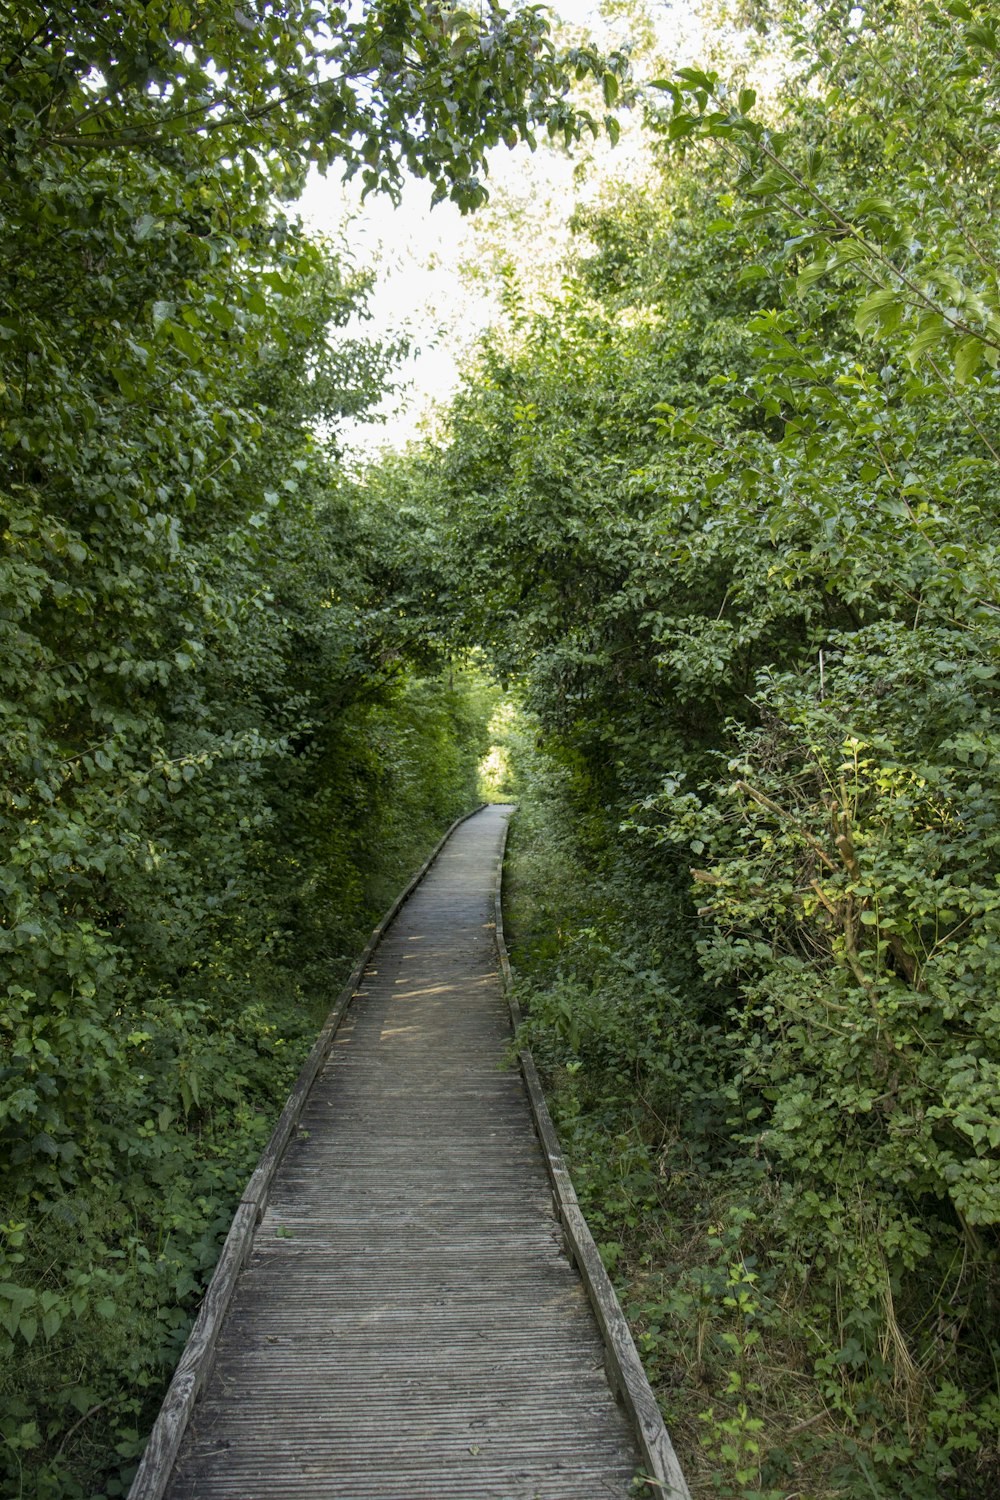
(653, 0), (1000, 383)
(0, 1), (551, 1491)
(2, 1), (627, 212)
(9, 0), (1000, 1493)
(504, 744), (1000, 1497)
(383, 1), (1000, 1490)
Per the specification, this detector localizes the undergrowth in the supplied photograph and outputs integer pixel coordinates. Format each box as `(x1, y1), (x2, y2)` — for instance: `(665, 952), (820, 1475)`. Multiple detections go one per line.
(502, 721), (1000, 1500)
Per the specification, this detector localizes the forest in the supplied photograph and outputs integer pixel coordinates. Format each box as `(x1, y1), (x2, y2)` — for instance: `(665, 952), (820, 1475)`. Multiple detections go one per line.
(2, 1), (999, 1496)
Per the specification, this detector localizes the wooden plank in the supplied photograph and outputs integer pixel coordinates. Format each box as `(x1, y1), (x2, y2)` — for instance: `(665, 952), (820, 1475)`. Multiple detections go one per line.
(492, 811), (693, 1500)
(239, 801), (490, 1217)
(156, 804), (643, 1499)
(128, 804), (486, 1500)
(134, 802), (667, 1500)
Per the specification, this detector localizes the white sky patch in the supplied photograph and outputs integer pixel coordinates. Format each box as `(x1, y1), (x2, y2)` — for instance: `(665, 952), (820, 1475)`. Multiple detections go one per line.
(296, 2), (708, 458)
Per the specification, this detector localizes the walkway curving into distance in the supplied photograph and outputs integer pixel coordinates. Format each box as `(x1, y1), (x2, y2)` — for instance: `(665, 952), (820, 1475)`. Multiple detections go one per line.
(141, 804), (681, 1500)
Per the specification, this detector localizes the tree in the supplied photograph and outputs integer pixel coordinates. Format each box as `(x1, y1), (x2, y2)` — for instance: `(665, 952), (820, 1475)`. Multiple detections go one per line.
(2, 1), (625, 209)
(379, 5), (1000, 1488)
(1, 4), (606, 1492)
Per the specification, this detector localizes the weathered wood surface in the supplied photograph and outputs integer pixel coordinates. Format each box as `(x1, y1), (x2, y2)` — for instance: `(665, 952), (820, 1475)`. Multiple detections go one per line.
(133, 803), (691, 1500)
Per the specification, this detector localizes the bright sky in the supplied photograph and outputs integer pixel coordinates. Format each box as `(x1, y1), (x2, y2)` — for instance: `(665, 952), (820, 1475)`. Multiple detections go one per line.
(296, 2), (705, 457)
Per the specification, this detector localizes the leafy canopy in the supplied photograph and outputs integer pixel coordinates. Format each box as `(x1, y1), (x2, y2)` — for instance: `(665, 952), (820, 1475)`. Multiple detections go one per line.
(4, 1), (627, 210)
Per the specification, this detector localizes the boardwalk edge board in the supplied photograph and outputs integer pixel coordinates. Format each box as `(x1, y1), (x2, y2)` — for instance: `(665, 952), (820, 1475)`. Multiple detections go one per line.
(128, 803), (487, 1500)
(493, 810), (693, 1500)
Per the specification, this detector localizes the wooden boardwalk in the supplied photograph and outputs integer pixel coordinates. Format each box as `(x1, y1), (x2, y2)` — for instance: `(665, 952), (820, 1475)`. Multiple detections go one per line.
(132, 805), (689, 1500)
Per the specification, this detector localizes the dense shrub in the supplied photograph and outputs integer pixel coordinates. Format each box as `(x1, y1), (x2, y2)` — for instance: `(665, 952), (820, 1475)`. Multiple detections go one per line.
(382, 3), (1000, 1491)
(0, 1), (581, 1489)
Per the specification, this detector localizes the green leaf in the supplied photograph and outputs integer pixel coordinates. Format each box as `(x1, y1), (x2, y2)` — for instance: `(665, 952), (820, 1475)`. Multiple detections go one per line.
(906, 314), (948, 367)
(113, 367), (138, 399)
(954, 334), (984, 385)
(854, 195), (893, 217)
(676, 67), (716, 91)
(736, 265), (769, 286)
(796, 258), (829, 296)
(169, 322), (200, 360)
(745, 168), (788, 197)
(965, 22), (999, 51)
(854, 288), (904, 337)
